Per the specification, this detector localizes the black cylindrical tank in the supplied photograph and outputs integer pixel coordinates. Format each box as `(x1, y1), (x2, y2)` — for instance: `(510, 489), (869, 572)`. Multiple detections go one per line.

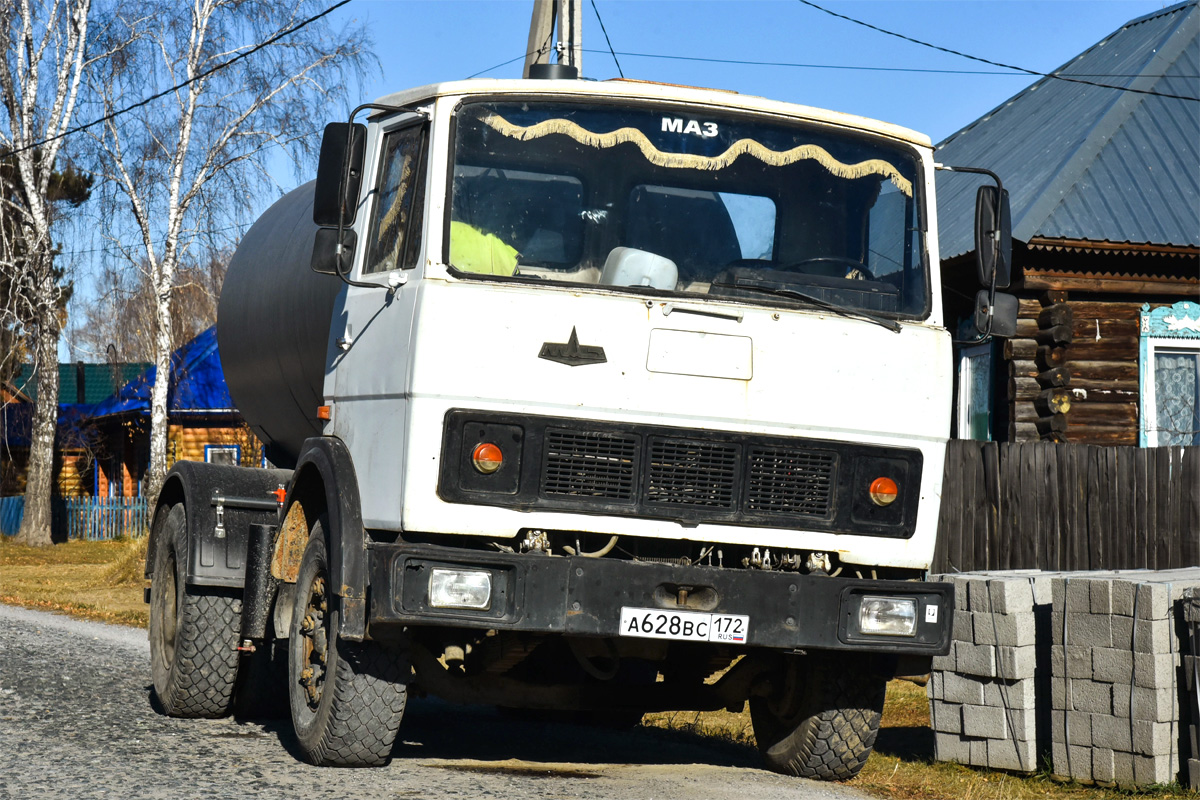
(217, 182), (341, 468)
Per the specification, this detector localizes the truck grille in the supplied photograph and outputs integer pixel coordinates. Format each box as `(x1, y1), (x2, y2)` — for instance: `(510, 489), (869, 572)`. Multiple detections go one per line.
(746, 447), (835, 517)
(646, 438), (739, 509)
(540, 429), (834, 521)
(543, 429), (638, 500)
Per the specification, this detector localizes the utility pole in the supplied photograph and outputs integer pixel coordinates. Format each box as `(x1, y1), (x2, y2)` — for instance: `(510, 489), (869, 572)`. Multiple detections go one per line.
(523, 0), (582, 78)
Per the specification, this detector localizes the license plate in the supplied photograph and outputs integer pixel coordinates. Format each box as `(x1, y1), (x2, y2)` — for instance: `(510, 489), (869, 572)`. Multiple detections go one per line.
(618, 606), (749, 643)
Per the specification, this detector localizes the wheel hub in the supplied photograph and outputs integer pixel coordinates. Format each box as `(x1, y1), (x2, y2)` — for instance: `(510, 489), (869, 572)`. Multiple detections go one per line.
(298, 575), (329, 708)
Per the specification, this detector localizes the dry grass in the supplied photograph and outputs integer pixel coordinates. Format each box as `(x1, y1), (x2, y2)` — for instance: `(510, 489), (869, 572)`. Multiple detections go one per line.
(0, 537), (149, 627)
(1, 540), (1194, 799)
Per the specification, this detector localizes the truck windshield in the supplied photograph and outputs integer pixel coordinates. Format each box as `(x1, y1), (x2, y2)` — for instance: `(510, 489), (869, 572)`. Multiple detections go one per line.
(449, 99), (928, 318)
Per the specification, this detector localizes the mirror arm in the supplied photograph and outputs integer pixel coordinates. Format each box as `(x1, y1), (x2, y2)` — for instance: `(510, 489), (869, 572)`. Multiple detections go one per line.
(333, 102), (430, 290)
(937, 163), (1008, 344)
(935, 163), (1007, 272)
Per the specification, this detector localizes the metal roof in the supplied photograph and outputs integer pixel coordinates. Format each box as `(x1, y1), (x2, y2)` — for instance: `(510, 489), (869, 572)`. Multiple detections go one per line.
(936, 0), (1200, 260)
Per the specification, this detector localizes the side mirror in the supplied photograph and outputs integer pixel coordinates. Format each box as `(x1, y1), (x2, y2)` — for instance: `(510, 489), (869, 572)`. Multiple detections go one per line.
(313, 122), (366, 227)
(311, 227), (358, 275)
(974, 185), (1012, 290)
(973, 290), (1018, 338)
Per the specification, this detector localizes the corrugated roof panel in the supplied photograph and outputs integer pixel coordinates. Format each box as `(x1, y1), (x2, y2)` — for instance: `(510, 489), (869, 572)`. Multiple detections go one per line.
(936, 1), (1199, 259)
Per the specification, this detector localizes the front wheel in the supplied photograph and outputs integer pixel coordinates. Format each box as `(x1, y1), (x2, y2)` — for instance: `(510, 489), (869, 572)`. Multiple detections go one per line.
(288, 523), (408, 766)
(749, 652), (886, 781)
(148, 503), (242, 718)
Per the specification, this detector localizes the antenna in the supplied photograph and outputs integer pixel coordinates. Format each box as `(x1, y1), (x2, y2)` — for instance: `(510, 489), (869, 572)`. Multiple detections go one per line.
(523, 0), (582, 78)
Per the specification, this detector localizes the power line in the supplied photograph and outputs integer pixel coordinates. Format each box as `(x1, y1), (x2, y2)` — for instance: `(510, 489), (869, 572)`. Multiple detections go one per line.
(589, 0), (624, 79)
(795, 0), (1200, 102)
(7, 0), (353, 157)
(597, 49), (1018, 76)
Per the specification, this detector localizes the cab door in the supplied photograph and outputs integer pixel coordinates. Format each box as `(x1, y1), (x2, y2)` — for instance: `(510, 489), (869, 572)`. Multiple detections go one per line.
(329, 115), (429, 529)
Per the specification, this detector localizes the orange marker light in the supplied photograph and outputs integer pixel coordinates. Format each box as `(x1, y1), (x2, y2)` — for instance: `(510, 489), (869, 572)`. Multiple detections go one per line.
(316, 405), (331, 420)
(472, 443), (503, 474)
(869, 477), (899, 507)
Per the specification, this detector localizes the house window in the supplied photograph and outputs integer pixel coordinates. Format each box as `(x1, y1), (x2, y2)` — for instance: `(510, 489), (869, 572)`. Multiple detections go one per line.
(204, 444), (241, 466)
(956, 342), (993, 440)
(1139, 301), (1200, 446)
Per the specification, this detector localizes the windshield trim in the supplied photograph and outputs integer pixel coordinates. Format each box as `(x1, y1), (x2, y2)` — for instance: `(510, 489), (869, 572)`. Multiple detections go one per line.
(441, 94), (932, 321)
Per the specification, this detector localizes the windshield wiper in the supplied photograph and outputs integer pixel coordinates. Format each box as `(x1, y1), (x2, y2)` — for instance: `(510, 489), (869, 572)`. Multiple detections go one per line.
(715, 278), (902, 333)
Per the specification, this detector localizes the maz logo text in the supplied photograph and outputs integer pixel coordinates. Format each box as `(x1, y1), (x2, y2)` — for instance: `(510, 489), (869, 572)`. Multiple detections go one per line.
(661, 117), (719, 137)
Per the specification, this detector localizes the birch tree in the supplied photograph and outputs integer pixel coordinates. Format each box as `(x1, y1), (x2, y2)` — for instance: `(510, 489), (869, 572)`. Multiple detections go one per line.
(0, 0), (94, 546)
(88, 0), (369, 502)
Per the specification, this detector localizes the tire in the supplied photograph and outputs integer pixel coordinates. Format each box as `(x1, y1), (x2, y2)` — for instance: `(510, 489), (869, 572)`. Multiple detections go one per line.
(288, 524), (408, 766)
(749, 652), (886, 781)
(149, 503), (242, 718)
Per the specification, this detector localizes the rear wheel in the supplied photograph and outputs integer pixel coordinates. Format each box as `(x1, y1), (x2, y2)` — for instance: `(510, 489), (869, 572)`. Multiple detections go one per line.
(149, 503), (242, 718)
(750, 652), (886, 781)
(288, 523), (408, 766)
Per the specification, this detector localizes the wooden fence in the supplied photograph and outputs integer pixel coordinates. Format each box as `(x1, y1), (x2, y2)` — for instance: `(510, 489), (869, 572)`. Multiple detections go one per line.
(933, 441), (1200, 574)
(0, 495), (149, 541)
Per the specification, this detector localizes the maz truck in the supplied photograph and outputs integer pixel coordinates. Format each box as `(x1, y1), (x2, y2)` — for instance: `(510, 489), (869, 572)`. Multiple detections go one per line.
(145, 72), (1014, 780)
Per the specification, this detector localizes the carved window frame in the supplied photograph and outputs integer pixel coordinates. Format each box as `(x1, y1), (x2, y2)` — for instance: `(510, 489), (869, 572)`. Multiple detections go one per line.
(1139, 300), (1200, 446)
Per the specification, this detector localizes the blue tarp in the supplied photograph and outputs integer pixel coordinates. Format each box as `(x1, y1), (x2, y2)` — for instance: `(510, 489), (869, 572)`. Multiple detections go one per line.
(2, 327), (234, 448)
(90, 326), (234, 418)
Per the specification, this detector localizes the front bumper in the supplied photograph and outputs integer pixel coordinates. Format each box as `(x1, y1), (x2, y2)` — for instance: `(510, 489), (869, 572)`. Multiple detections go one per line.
(367, 542), (952, 655)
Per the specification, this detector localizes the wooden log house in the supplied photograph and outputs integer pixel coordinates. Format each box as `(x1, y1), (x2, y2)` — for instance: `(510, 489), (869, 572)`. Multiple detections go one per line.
(934, 1), (1199, 446)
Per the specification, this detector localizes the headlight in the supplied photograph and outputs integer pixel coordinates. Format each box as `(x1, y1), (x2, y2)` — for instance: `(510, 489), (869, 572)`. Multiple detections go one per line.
(858, 596), (917, 636)
(429, 568), (493, 610)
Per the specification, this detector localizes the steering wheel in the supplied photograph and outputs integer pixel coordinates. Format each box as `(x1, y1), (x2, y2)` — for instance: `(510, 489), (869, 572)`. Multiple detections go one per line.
(775, 256), (870, 279)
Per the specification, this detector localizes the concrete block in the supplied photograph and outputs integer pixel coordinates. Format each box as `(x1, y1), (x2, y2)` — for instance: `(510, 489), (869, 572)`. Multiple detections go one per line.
(969, 738), (988, 766)
(988, 736), (1037, 773)
(1052, 741), (1094, 780)
(1030, 574), (1054, 605)
(1090, 579), (1112, 615)
(942, 671), (985, 705)
(1067, 612), (1113, 648)
(1090, 713), (1132, 751)
(1131, 720), (1174, 757)
(1093, 747), (1116, 784)
(928, 671), (943, 700)
(931, 651), (955, 674)
(997, 645), (1037, 680)
(1133, 754), (1173, 786)
(1051, 644), (1093, 680)
(1092, 647), (1133, 684)
(934, 732), (970, 764)
(1052, 709), (1093, 746)
(989, 579), (1034, 615)
(962, 703), (1008, 739)
(1188, 759), (1200, 792)
(1134, 619), (1172, 656)
(1113, 750), (1137, 786)
(982, 677), (1035, 710)
(1057, 578), (1093, 614)
(952, 608), (972, 642)
(1128, 686), (1176, 723)
(1051, 676), (1066, 709)
(1110, 580), (1137, 617)
(929, 700), (962, 734)
(955, 641), (996, 678)
(967, 578), (991, 613)
(1135, 582), (1170, 620)
(949, 577), (969, 611)
(1133, 652), (1176, 690)
(974, 612), (1036, 647)
(1069, 679), (1112, 714)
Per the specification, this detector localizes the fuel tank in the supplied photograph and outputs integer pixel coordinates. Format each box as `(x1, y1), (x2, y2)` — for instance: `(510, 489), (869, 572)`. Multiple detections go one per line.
(217, 182), (340, 468)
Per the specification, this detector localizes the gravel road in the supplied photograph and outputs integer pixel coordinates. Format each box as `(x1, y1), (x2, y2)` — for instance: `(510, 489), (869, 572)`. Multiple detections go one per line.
(0, 604), (873, 800)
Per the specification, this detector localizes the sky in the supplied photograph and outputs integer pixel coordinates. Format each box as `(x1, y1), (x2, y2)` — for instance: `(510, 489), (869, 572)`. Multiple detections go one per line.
(327, 0), (1179, 143)
(60, 0), (1186, 361)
